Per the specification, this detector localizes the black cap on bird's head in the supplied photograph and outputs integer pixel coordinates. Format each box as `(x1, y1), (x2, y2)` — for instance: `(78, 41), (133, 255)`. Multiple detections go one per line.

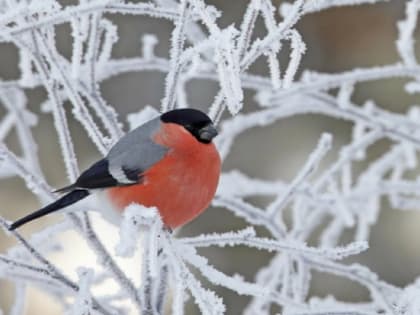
(160, 108), (218, 144)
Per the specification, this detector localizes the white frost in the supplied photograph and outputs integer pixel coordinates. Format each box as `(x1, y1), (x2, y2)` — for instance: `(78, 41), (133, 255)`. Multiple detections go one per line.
(0, 0), (419, 314)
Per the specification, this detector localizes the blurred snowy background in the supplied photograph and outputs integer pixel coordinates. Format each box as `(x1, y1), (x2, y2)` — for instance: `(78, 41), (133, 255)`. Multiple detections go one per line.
(1, 0), (420, 314)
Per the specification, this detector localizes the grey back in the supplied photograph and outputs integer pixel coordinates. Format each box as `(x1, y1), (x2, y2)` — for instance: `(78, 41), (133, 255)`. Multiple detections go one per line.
(107, 117), (168, 182)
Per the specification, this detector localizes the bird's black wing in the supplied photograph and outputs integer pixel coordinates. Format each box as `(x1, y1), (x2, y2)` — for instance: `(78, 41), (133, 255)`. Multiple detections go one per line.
(57, 158), (143, 193)
(75, 159), (119, 189)
(58, 118), (168, 192)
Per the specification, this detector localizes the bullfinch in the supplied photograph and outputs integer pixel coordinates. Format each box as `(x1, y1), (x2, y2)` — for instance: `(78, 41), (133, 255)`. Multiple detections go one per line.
(9, 108), (221, 230)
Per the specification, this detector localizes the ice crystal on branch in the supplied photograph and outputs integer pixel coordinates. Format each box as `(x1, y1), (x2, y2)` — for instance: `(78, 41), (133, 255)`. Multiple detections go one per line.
(0, 0), (420, 314)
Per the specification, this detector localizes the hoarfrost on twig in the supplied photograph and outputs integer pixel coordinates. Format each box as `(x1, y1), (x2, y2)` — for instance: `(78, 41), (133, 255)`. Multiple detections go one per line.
(1, 0), (420, 314)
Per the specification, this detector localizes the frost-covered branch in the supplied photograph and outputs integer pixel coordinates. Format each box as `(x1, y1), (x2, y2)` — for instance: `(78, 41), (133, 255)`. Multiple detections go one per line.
(1, 0), (420, 314)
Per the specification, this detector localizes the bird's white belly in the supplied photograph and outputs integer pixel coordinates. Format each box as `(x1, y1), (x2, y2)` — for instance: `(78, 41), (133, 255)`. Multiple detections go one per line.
(91, 190), (122, 225)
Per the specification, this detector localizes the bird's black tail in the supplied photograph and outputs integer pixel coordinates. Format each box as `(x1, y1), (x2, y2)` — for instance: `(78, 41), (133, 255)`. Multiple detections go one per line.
(9, 189), (90, 230)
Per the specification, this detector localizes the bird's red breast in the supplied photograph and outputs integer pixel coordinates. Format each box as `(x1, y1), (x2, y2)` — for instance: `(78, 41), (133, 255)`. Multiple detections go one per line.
(106, 122), (221, 228)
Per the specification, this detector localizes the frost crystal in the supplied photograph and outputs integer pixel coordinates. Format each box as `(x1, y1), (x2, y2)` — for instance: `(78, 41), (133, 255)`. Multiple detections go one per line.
(1, 0), (420, 314)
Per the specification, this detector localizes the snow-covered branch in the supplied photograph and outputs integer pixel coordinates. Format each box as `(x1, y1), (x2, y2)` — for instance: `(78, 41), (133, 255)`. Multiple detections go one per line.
(1, 0), (420, 314)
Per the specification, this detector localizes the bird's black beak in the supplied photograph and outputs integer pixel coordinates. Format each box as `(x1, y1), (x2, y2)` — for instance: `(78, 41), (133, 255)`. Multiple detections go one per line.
(199, 124), (218, 143)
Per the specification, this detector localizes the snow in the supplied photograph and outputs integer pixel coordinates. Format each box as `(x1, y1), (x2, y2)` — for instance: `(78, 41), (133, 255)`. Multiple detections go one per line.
(0, 0), (420, 314)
